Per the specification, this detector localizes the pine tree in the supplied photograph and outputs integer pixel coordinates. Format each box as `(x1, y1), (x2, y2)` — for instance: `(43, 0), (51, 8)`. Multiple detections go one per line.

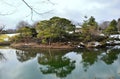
(104, 19), (118, 35)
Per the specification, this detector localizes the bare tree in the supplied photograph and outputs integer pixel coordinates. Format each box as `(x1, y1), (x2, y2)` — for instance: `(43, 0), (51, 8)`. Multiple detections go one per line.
(6, 29), (16, 34)
(0, 25), (5, 34)
(16, 21), (31, 30)
(99, 21), (110, 30)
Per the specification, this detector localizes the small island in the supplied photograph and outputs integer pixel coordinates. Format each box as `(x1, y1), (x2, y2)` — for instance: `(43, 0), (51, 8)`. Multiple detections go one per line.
(1, 16), (120, 49)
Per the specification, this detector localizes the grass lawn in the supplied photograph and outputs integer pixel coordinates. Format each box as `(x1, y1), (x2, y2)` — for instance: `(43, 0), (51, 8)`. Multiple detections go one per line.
(0, 34), (9, 42)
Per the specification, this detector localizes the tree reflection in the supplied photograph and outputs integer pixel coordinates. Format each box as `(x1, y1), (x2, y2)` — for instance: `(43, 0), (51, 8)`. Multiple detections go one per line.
(80, 47), (120, 71)
(0, 52), (6, 61)
(16, 49), (38, 62)
(81, 49), (102, 71)
(15, 47), (120, 78)
(38, 49), (75, 78)
(101, 48), (120, 65)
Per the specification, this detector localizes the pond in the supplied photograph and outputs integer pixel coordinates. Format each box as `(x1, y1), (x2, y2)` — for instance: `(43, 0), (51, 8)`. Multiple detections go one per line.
(0, 46), (120, 79)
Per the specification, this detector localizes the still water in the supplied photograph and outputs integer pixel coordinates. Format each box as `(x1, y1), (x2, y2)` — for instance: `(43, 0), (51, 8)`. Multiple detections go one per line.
(0, 46), (120, 79)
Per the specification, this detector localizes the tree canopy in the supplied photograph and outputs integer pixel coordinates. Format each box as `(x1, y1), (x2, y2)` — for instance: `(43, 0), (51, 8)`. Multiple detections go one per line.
(103, 19), (118, 35)
(36, 16), (75, 44)
(81, 16), (99, 42)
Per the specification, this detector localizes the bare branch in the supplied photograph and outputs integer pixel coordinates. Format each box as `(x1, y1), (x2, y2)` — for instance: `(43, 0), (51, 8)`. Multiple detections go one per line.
(22, 0), (34, 20)
(1, 0), (16, 7)
(0, 11), (16, 16)
(22, 0), (54, 21)
(0, 0), (17, 15)
(46, 0), (55, 5)
(0, 0), (54, 20)
(22, 0), (33, 10)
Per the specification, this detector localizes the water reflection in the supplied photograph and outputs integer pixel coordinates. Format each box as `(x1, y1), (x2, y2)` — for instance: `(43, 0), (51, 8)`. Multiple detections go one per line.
(16, 49), (38, 62)
(101, 48), (120, 65)
(76, 48), (120, 71)
(16, 48), (75, 78)
(80, 49), (102, 71)
(0, 46), (120, 79)
(15, 47), (120, 77)
(38, 49), (75, 78)
(0, 52), (6, 61)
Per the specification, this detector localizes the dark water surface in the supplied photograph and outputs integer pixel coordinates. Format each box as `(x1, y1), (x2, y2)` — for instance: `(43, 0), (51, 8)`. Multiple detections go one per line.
(0, 46), (120, 79)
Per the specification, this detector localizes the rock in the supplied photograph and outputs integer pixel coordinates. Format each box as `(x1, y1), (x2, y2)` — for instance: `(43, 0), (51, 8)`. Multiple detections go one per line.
(86, 42), (101, 48)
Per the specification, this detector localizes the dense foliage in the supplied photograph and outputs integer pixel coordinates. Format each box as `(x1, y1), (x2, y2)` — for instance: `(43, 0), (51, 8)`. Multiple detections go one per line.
(36, 17), (75, 44)
(81, 16), (99, 42)
(103, 19), (118, 35)
(10, 16), (120, 45)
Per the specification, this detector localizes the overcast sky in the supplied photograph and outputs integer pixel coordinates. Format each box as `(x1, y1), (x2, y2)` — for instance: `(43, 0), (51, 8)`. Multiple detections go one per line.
(0, 0), (120, 29)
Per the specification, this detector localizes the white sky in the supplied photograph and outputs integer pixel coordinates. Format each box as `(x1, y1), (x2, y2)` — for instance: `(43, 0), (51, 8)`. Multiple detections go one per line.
(0, 0), (120, 29)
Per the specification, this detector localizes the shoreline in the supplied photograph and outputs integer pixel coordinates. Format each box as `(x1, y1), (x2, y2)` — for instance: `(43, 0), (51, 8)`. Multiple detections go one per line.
(10, 42), (75, 49)
(0, 42), (10, 46)
(4, 42), (120, 49)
